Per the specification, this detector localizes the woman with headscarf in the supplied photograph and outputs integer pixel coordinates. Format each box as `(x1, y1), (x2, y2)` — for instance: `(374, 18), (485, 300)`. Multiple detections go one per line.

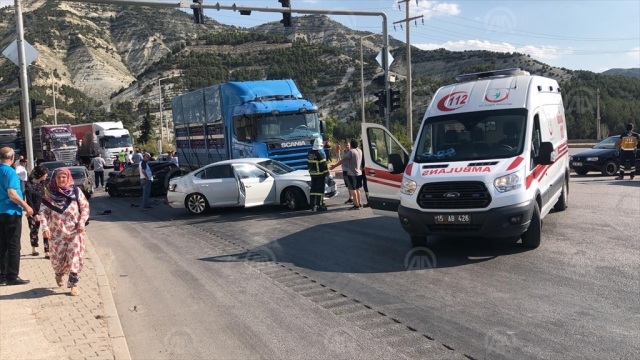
(24, 165), (50, 257)
(39, 167), (90, 296)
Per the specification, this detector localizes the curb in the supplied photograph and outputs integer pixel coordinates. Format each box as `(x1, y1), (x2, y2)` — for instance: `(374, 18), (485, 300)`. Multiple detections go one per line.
(85, 233), (132, 360)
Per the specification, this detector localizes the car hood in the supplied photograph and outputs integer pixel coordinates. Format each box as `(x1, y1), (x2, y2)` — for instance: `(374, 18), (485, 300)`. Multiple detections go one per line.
(572, 148), (612, 158)
(273, 170), (312, 181)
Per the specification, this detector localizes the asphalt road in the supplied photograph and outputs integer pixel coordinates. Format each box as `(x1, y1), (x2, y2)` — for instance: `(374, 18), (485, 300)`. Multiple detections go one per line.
(86, 158), (639, 360)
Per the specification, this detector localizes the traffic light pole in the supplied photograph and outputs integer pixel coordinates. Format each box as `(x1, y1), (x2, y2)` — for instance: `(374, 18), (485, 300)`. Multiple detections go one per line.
(14, 0), (34, 171)
(62, 0), (392, 129)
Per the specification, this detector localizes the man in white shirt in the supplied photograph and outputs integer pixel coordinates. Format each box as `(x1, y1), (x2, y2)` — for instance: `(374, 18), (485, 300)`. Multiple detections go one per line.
(15, 158), (28, 194)
(170, 151), (179, 166)
(125, 149), (133, 164)
(139, 153), (154, 209)
(90, 154), (107, 188)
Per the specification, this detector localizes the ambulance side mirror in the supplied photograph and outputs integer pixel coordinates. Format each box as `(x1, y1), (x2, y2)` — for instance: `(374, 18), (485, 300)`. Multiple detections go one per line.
(388, 153), (406, 174)
(538, 142), (556, 165)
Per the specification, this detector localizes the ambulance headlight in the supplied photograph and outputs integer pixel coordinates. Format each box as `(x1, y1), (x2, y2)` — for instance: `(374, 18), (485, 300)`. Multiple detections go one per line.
(401, 177), (417, 195)
(494, 169), (524, 193)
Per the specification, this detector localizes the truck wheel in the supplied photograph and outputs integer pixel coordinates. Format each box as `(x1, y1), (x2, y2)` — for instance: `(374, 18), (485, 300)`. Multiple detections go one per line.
(410, 235), (427, 247)
(575, 169), (588, 176)
(521, 202), (541, 249)
(282, 187), (306, 210)
(554, 177), (568, 211)
(601, 161), (618, 176)
(186, 194), (209, 215)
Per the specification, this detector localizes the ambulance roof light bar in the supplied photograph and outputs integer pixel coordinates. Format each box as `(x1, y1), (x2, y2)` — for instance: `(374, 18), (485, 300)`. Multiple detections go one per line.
(455, 68), (530, 83)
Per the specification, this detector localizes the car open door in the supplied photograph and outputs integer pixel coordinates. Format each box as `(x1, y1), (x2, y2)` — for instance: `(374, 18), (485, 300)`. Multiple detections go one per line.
(233, 164), (277, 207)
(361, 123), (410, 217)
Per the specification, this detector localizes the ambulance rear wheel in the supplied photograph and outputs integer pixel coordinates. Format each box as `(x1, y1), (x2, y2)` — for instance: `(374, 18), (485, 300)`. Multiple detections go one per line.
(521, 202), (541, 249)
(410, 235), (427, 247)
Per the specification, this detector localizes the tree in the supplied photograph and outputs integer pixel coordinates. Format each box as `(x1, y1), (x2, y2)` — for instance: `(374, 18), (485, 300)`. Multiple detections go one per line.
(139, 106), (155, 144)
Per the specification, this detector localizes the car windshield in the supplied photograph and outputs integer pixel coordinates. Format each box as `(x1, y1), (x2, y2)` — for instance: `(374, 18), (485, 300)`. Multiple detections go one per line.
(42, 162), (65, 171)
(69, 168), (85, 179)
(593, 137), (618, 149)
(414, 109), (528, 163)
(253, 113), (320, 142)
(257, 160), (295, 175)
(103, 135), (133, 149)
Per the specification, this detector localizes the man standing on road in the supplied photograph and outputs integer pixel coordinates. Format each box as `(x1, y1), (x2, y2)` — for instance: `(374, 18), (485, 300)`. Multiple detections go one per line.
(330, 139), (363, 210)
(126, 149), (133, 164)
(139, 153), (153, 210)
(132, 149), (143, 164)
(615, 123), (639, 180)
(307, 138), (328, 212)
(15, 158), (28, 194)
(0, 147), (33, 285)
(90, 153), (107, 188)
(118, 148), (126, 166)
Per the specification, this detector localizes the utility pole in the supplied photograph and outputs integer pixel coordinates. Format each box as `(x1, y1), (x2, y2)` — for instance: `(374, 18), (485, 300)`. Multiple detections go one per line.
(14, 0), (34, 172)
(596, 88), (601, 140)
(158, 78), (164, 142)
(394, 0), (423, 141)
(51, 69), (57, 125)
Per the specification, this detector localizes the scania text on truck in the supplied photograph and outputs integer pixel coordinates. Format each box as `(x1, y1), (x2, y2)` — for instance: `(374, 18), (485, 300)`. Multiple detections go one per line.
(361, 68), (569, 249)
(32, 125), (78, 166)
(171, 79), (328, 170)
(72, 122), (133, 168)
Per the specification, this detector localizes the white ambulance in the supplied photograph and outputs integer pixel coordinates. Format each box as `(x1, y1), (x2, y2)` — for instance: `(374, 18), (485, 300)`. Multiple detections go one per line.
(362, 68), (569, 249)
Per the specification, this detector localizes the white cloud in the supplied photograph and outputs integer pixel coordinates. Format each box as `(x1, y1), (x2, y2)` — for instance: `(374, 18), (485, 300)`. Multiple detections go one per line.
(393, 1), (461, 18)
(414, 39), (573, 60)
(303, 0), (319, 3)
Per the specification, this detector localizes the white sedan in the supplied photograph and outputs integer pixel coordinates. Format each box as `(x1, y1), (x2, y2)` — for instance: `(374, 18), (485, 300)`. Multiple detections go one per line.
(166, 158), (338, 215)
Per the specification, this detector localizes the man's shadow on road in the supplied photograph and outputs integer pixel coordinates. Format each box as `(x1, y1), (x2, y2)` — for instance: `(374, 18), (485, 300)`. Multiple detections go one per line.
(0, 287), (67, 300)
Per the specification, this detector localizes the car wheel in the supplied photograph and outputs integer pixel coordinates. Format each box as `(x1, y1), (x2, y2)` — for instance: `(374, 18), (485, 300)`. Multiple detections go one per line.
(575, 169), (588, 176)
(108, 186), (118, 197)
(554, 177), (568, 211)
(522, 202), (541, 249)
(186, 193), (209, 215)
(282, 187), (306, 210)
(601, 160), (618, 176)
(410, 235), (427, 247)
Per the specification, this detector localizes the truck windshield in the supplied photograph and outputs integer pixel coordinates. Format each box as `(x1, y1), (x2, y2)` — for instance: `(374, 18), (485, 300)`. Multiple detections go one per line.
(414, 109), (528, 163)
(104, 135), (133, 148)
(0, 142), (16, 149)
(51, 137), (77, 148)
(255, 113), (319, 142)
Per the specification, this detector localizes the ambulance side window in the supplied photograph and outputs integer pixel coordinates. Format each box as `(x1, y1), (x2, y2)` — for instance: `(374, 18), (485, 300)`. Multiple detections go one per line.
(367, 128), (407, 167)
(531, 114), (541, 169)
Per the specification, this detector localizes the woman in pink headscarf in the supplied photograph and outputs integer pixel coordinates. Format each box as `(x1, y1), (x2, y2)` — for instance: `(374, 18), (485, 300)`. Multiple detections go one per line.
(39, 167), (90, 296)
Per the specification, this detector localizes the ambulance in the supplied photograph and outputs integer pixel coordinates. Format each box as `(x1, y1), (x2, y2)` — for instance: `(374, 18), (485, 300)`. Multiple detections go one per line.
(361, 68), (569, 249)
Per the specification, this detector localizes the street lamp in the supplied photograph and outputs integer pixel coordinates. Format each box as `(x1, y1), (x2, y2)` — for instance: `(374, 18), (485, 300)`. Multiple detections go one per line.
(158, 75), (179, 142)
(29, 64), (57, 125)
(360, 34), (377, 123)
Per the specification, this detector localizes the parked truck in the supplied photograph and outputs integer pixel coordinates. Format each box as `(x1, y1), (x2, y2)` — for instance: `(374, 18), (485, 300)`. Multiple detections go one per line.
(0, 129), (22, 159)
(72, 121), (133, 168)
(32, 125), (78, 166)
(171, 79), (327, 170)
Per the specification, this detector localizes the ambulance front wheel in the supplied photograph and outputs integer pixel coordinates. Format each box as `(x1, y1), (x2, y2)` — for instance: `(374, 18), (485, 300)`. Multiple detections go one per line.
(521, 202), (541, 249)
(410, 235), (428, 247)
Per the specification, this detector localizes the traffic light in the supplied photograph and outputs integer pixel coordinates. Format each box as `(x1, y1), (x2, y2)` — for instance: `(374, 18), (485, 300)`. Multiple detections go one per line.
(30, 99), (44, 120)
(278, 0), (292, 27)
(193, 0), (203, 24)
(373, 90), (386, 117)
(389, 89), (401, 112)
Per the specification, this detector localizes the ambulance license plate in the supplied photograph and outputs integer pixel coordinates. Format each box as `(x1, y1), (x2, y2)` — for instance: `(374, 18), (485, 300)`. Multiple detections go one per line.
(572, 162), (582, 167)
(434, 214), (471, 224)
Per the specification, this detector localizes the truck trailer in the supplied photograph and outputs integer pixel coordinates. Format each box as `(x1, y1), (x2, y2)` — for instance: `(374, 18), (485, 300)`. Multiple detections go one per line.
(72, 121), (133, 167)
(32, 125), (78, 166)
(171, 79), (327, 170)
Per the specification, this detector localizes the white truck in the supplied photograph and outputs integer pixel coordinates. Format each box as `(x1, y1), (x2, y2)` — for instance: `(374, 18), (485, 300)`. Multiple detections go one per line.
(72, 121), (134, 168)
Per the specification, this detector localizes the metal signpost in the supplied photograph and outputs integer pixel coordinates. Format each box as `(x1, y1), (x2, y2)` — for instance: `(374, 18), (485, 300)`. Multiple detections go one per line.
(62, 0), (392, 129)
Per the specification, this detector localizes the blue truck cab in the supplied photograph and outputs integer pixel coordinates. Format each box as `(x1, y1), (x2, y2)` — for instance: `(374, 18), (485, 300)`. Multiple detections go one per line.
(171, 79), (327, 170)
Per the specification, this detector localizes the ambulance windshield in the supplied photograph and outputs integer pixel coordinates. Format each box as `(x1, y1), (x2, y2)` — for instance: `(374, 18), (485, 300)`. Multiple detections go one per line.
(415, 109), (527, 163)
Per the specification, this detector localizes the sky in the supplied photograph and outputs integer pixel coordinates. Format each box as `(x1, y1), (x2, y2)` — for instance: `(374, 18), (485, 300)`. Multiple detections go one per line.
(198, 0), (640, 73)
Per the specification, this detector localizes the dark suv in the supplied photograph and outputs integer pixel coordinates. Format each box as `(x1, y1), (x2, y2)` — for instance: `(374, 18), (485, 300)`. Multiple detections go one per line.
(106, 162), (187, 197)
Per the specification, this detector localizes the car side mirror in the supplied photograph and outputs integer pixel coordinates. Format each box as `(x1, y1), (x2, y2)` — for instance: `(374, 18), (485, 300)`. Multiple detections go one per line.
(538, 142), (556, 165)
(319, 120), (326, 134)
(388, 153), (406, 174)
(263, 172), (269, 178)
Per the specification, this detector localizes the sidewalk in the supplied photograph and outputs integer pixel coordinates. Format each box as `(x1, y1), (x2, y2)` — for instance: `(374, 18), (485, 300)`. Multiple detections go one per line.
(0, 216), (130, 360)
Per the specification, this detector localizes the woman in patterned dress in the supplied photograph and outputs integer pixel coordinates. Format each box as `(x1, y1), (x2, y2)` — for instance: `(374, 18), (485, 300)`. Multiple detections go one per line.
(39, 167), (90, 296)
(24, 165), (49, 257)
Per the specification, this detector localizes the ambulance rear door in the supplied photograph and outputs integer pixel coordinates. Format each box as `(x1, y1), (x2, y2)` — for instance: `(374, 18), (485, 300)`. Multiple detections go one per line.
(361, 123), (410, 217)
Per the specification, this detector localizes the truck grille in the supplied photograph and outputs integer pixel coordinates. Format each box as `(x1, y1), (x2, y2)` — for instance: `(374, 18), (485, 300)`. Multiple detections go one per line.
(417, 181), (491, 209)
(53, 149), (77, 166)
(268, 146), (313, 170)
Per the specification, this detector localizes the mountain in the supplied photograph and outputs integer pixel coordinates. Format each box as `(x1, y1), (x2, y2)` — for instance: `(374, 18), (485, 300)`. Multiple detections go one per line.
(0, 2), (637, 142)
(601, 68), (640, 79)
